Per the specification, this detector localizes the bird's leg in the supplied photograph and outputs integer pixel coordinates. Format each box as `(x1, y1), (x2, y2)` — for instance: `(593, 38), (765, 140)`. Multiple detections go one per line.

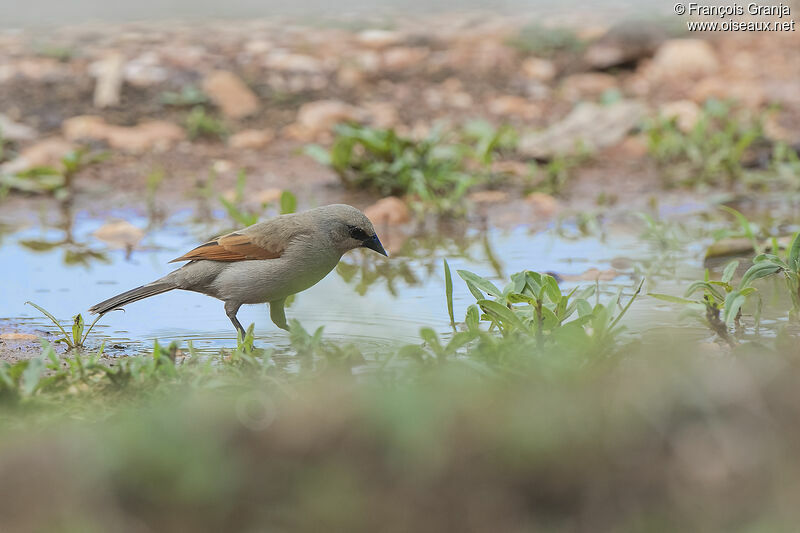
(224, 301), (246, 338)
(269, 299), (289, 331)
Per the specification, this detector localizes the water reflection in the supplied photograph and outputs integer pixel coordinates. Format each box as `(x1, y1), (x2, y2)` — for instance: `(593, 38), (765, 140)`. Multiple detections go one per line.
(16, 200), (109, 267)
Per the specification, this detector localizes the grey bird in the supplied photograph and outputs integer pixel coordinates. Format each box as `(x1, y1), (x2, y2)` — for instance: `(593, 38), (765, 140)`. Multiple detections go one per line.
(89, 204), (388, 335)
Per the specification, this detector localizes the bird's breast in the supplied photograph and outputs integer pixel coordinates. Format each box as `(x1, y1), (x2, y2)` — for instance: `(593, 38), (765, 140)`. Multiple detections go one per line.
(211, 248), (341, 304)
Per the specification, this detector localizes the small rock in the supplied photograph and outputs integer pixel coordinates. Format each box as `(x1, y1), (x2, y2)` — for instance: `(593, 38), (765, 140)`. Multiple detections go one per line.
(213, 160), (234, 174)
(468, 190), (510, 204)
(365, 196), (411, 226)
(560, 73), (618, 101)
(381, 47), (428, 72)
(1, 137), (74, 174)
(62, 115), (109, 141)
(491, 160), (530, 177)
(12, 57), (68, 81)
(63, 116), (183, 153)
(558, 268), (619, 282)
(355, 50), (382, 73)
(357, 29), (404, 49)
(526, 192), (560, 217)
(289, 100), (364, 141)
(161, 45), (207, 69)
(705, 238), (755, 259)
(614, 135), (649, 158)
(0, 114), (37, 141)
(521, 57), (556, 82)
(105, 121), (184, 153)
(584, 20), (667, 70)
(425, 79), (474, 109)
(336, 65), (365, 88)
(660, 100), (701, 132)
(202, 70), (259, 119)
(691, 78), (765, 109)
(363, 102), (399, 129)
(244, 39), (272, 55)
(92, 52), (125, 108)
(446, 39), (516, 75)
(124, 52), (169, 87)
(100, 129), (145, 153)
(487, 95), (539, 119)
(519, 101), (645, 159)
(649, 39), (719, 80)
(93, 220), (145, 249)
(253, 188), (283, 205)
(265, 52), (324, 73)
(229, 129), (275, 150)
(0, 333), (38, 341)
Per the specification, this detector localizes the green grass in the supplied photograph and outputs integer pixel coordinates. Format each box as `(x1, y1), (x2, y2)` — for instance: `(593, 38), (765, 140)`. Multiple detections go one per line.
(305, 122), (518, 215)
(184, 106), (227, 141)
(160, 85), (208, 107)
(0, 147), (108, 198)
(506, 23), (585, 57)
(644, 99), (767, 187)
(24, 301), (102, 351)
(525, 153), (587, 195)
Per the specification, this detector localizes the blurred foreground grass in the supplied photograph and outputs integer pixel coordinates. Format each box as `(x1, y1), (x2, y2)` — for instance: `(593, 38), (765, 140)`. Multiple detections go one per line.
(1, 339), (799, 532)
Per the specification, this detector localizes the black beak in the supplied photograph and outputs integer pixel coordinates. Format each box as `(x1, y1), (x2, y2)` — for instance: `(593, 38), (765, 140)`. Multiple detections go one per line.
(363, 234), (388, 257)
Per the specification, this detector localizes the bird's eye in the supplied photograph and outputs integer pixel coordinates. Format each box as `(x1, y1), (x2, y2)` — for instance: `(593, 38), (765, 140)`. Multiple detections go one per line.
(348, 225), (369, 241)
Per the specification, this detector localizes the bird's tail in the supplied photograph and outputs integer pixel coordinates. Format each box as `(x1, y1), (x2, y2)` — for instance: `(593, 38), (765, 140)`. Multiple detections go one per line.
(89, 281), (176, 316)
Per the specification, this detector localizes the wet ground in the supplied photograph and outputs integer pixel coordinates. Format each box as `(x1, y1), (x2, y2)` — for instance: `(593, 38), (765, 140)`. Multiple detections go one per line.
(6, 187), (792, 361)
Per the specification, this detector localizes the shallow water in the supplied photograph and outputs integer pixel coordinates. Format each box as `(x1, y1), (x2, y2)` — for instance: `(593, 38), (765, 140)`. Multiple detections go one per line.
(1, 197), (790, 356)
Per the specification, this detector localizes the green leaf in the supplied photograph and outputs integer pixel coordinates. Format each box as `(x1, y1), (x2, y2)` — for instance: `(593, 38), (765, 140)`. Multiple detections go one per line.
(506, 292), (537, 305)
(719, 206), (759, 253)
(576, 299), (593, 317)
(444, 259), (455, 327)
(722, 260), (739, 284)
(477, 299), (528, 333)
(419, 327), (443, 355)
(457, 270), (502, 298)
(71, 314), (84, 347)
(398, 344), (426, 363)
(685, 281), (724, 302)
(303, 144), (332, 166)
(788, 232), (800, 272)
(608, 278), (644, 331)
(445, 331), (475, 355)
(741, 262), (782, 288)
(465, 305), (481, 332)
(649, 293), (697, 305)
(542, 274), (562, 303)
(0, 363), (13, 390)
(25, 301), (71, 346)
(280, 190), (297, 214)
(722, 291), (747, 326)
(540, 305), (560, 329)
(20, 357), (44, 397)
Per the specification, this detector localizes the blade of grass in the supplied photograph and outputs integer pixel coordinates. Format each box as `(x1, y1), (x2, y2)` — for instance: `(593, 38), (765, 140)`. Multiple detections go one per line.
(25, 301), (71, 347)
(444, 259), (455, 328)
(609, 278), (644, 331)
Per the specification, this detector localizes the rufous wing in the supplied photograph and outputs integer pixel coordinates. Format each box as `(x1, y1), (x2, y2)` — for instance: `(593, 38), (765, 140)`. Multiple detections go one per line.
(169, 232), (283, 263)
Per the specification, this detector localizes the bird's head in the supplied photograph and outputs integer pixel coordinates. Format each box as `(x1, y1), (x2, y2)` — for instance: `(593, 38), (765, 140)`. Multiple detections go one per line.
(318, 204), (388, 257)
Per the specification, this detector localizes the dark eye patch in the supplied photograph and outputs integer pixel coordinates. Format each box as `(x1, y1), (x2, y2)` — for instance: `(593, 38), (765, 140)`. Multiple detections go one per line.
(348, 225), (370, 241)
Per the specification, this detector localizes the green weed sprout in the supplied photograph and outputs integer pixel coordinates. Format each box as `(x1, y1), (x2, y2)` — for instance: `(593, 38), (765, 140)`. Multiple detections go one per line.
(25, 302), (102, 351)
